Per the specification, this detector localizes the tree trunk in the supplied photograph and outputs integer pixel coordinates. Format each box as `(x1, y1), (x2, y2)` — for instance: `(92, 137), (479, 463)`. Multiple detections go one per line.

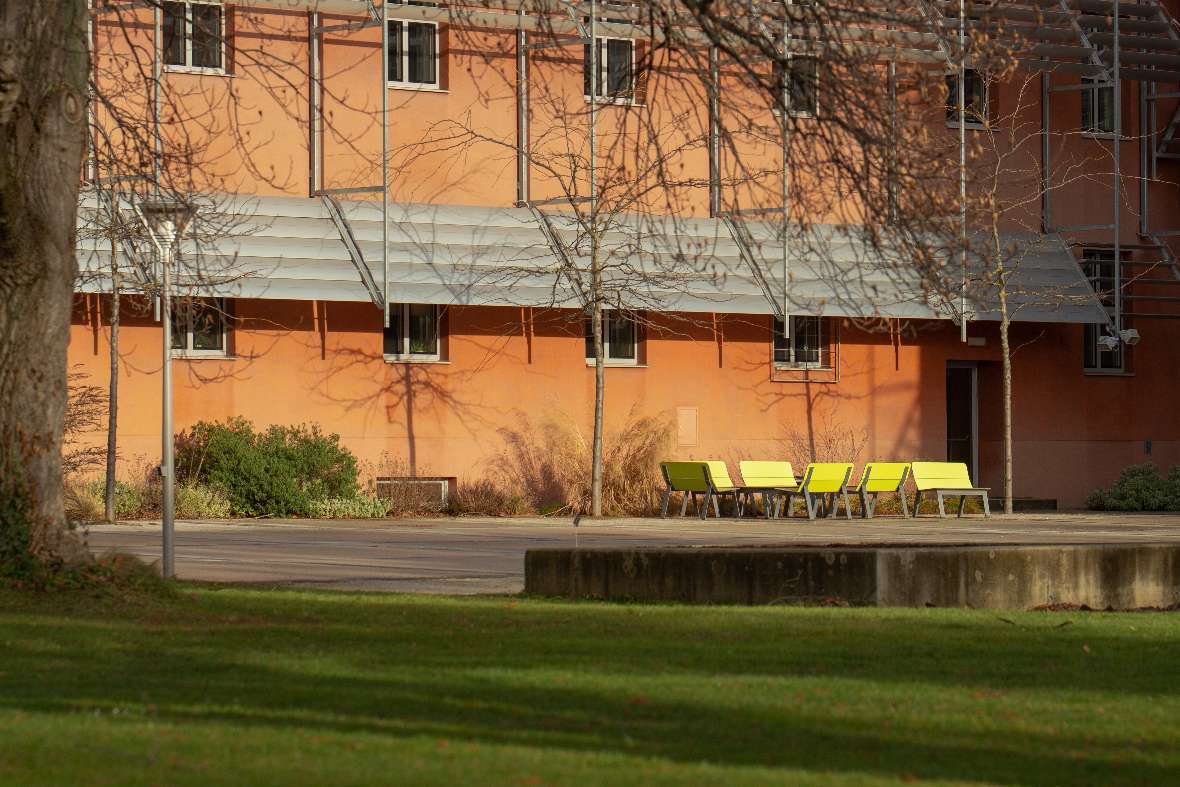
(998, 286), (1014, 515)
(591, 298), (604, 518)
(104, 245), (119, 523)
(0, 3), (90, 562)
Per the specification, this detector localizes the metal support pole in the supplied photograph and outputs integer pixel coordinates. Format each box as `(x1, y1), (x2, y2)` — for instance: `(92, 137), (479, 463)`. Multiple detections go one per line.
(781, 10), (791, 337)
(958, 0), (967, 342)
(888, 57), (897, 222)
(1042, 71), (1051, 233)
(159, 228), (174, 579)
(1140, 66), (1149, 236)
(708, 45), (720, 217)
(381, 2), (390, 325)
(517, 14), (529, 204)
(1113, 0), (1122, 336)
(590, 0), (597, 218)
(152, 4), (162, 323)
(309, 11), (321, 196)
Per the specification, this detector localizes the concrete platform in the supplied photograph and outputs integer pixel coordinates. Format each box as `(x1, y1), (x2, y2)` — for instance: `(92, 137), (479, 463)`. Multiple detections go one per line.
(85, 512), (1180, 595)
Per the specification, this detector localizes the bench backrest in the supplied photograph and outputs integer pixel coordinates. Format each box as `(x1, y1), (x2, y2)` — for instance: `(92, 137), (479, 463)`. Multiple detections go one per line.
(661, 462), (709, 493)
(801, 462), (854, 493)
(910, 461), (975, 490)
(704, 461), (737, 491)
(738, 461), (797, 489)
(857, 462), (910, 493)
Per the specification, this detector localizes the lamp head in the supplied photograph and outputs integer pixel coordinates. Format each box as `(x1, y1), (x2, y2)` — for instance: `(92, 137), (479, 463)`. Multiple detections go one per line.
(140, 198), (194, 243)
(1096, 334), (1120, 351)
(1118, 328), (1141, 346)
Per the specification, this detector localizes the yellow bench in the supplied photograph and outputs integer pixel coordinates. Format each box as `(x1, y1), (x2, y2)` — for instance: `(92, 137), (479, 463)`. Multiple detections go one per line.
(854, 462), (912, 518)
(659, 461), (739, 519)
(737, 461), (798, 518)
(910, 461), (991, 518)
(794, 462), (855, 520)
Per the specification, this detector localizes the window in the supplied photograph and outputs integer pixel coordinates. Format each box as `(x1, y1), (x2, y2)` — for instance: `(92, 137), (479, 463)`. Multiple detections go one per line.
(774, 56), (818, 117)
(384, 303), (441, 361)
(1082, 249), (1123, 372)
(584, 37), (633, 101)
(387, 2), (438, 88)
(1082, 76), (1116, 134)
(773, 316), (826, 368)
(585, 310), (639, 364)
(170, 298), (227, 357)
(946, 69), (986, 125)
(162, 1), (223, 71)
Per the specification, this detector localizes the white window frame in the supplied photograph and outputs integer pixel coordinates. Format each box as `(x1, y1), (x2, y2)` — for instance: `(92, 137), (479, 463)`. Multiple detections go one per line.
(945, 68), (987, 129)
(585, 310), (641, 366)
(1082, 249), (1125, 374)
(161, 0), (226, 75)
(171, 297), (228, 359)
(584, 36), (636, 105)
(773, 315), (828, 370)
(386, 3), (441, 92)
(775, 55), (818, 118)
(383, 303), (443, 362)
(1081, 76), (1117, 137)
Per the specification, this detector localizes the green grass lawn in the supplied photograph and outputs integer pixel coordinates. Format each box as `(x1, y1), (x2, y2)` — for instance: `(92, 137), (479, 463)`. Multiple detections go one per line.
(0, 587), (1177, 786)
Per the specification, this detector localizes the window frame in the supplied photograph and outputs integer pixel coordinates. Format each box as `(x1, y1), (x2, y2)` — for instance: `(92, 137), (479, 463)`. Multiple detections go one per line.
(383, 303), (443, 362)
(773, 315), (828, 370)
(585, 310), (641, 366)
(170, 297), (228, 359)
(161, 0), (226, 75)
(945, 68), (987, 129)
(584, 35), (636, 104)
(1081, 249), (1125, 374)
(386, 2), (441, 91)
(773, 54), (819, 118)
(1081, 75), (1117, 136)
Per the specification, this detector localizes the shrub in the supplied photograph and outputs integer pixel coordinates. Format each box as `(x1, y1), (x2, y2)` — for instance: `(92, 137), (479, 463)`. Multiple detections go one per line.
(175, 483), (234, 519)
(446, 479), (529, 517)
(307, 496), (390, 519)
(1087, 463), (1180, 512)
(175, 418), (361, 517)
(64, 479), (105, 524)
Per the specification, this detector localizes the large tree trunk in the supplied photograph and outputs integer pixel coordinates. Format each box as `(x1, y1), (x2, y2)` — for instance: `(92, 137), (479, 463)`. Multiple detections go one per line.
(0, 2), (90, 562)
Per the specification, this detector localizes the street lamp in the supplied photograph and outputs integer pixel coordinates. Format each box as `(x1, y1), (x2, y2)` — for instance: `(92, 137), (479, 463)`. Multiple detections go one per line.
(138, 198), (194, 579)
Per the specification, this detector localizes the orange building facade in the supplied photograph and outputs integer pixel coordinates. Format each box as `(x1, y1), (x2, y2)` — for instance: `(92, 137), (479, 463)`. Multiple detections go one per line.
(73, 1), (1180, 508)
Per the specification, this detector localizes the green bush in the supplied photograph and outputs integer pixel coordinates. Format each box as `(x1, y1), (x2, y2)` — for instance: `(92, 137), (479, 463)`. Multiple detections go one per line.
(1086, 463), (1180, 512)
(175, 418), (361, 517)
(307, 496), (389, 519)
(175, 483), (234, 519)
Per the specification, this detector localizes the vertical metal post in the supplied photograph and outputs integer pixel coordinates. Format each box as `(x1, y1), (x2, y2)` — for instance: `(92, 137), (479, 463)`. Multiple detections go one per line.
(152, 3), (162, 323)
(1140, 74), (1149, 236)
(1113, 0), (1122, 336)
(590, 0), (597, 217)
(958, 0), (968, 343)
(888, 57), (897, 222)
(781, 8), (791, 336)
(708, 45), (720, 217)
(517, 12), (529, 204)
(381, 2), (390, 326)
(159, 226), (175, 579)
(309, 11), (321, 196)
(1042, 71), (1051, 232)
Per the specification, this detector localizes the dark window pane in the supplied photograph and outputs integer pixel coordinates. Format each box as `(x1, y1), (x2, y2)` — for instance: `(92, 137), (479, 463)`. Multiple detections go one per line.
(191, 3), (222, 69)
(170, 306), (187, 350)
(606, 38), (632, 96)
(191, 301), (224, 351)
(793, 316), (821, 365)
(407, 23), (436, 84)
(383, 304), (404, 354)
(789, 57), (817, 115)
(162, 2), (187, 66)
(387, 21), (403, 82)
(408, 304), (437, 354)
(584, 316), (595, 359)
(583, 43), (596, 96)
(772, 318), (790, 363)
(607, 312), (636, 360)
(946, 70), (985, 123)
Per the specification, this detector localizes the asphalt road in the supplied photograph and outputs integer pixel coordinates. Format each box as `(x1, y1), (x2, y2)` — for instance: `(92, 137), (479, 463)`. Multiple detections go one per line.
(85, 512), (1180, 594)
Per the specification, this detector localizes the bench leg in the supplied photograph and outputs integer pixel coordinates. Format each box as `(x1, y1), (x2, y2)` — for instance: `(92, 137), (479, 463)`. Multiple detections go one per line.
(680, 493), (690, 517)
(937, 492), (947, 518)
(841, 489), (853, 520)
(660, 487), (672, 518)
(858, 490), (869, 519)
(713, 493), (722, 519)
(982, 493), (991, 518)
(913, 490), (922, 517)
(700, 490), (712, 520)
(900, 490), (910, 519)
(957, 494), (966, 518)
(804, 491), (818, 521)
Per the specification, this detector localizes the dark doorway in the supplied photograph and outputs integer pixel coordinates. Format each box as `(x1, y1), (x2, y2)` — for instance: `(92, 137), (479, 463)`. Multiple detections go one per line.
(946, 363), (978, 482)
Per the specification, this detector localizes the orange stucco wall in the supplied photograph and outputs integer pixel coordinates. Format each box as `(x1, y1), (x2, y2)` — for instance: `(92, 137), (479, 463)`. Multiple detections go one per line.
(68, 295), (1180, 508)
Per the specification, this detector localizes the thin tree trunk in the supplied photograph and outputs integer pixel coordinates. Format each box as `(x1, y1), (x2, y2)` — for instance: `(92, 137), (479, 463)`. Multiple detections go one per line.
(0, 2), (90, 562)
(591, 297), (604, 518)
(104, 244), (119, 523)
(998, 287), (1014, 515)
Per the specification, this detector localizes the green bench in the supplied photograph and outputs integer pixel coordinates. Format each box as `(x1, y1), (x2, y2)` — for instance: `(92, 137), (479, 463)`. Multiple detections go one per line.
(855, 462), (912, 518)
(659, 461), (739, 519)
(910, 461), (991, 518)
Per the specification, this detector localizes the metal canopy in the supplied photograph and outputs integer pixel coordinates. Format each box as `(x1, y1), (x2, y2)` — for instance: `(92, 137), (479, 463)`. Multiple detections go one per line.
(75, 195), (1109, 325)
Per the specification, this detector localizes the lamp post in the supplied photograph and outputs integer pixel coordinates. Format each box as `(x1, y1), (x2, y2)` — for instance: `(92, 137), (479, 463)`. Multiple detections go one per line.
(139, 199), (193, 579)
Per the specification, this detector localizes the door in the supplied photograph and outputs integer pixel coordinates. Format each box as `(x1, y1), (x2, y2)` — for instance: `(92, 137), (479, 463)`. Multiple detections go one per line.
(946, 363), (978, 483)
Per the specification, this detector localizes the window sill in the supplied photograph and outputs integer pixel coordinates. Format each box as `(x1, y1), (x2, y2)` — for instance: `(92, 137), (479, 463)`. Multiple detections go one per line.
(946, 121), (986, 131)
(1083, 368), (1133, 377)
(384, 355), (448, 365)
(1080, 131), (1124, 141)
(585, 359), (646, 368)
(164, 65), (229, 77)
(172, 352), (232, 361)
(583, 96), (643, 107)
(774, 364), (832, 372)
(387, 82), (447, 93)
